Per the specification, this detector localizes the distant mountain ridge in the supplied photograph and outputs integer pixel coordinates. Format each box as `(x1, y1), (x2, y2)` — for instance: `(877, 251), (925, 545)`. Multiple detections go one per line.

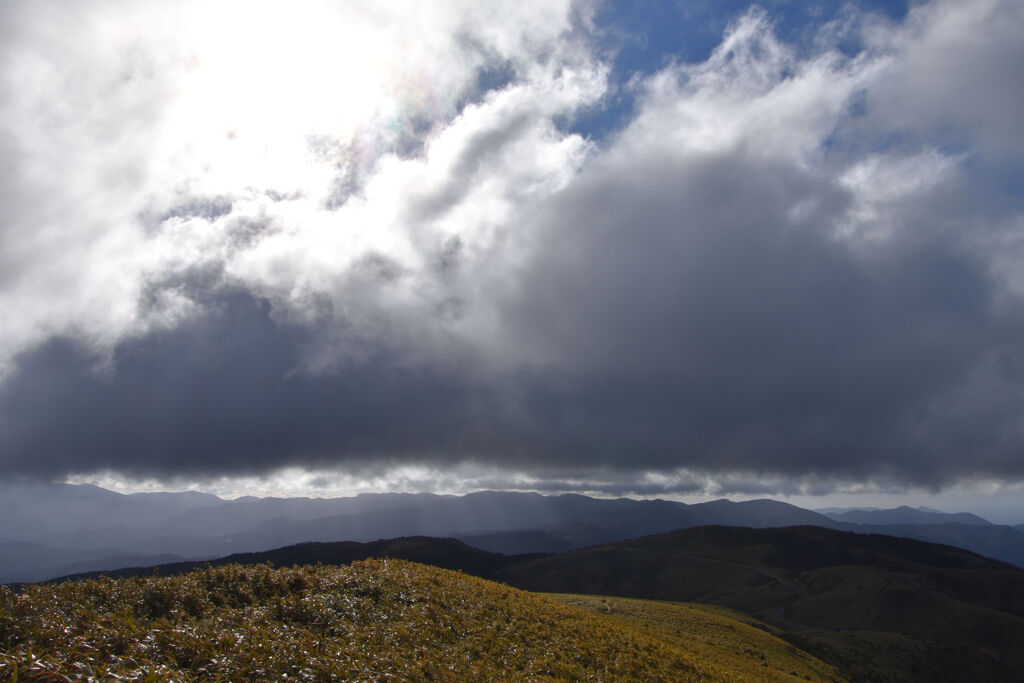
(828, 521), (1024, 568)
(1, 484), (841, 582)
(0, 480), (222, 539)
(45, 536), (541, 584)
(4, 480), (1024, 582)
(821, 505), (992, 526)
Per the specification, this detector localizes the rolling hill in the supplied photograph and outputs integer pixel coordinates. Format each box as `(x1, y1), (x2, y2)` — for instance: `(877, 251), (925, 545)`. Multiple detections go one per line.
(551, 593), (844, 682)
(0, 559), (842, 681)
(495, 525), (1024, 682)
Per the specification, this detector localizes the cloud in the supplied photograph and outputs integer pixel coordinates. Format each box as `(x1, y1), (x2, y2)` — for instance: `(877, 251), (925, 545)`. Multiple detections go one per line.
(500, 3), (1024, 485)
(1, 1), (1023, 492)
(861, 0), (1024, 163)
(0, 0), (598, 375)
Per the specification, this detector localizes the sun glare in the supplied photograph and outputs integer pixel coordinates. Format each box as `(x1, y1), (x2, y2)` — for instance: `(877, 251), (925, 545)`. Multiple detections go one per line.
(160, 3), (397, 198)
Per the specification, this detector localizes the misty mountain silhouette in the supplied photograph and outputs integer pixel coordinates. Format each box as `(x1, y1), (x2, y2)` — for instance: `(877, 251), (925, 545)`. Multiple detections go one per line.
(46, 536), (540, 584)
(822, 505), (993, 526)
(5, 483), (1024, 583)
(0, 487), (835, 582)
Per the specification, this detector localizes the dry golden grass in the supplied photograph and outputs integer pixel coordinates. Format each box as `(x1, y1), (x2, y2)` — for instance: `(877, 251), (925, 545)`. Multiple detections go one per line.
(548, 593), (846, 682)
(0, 559), (732, 681)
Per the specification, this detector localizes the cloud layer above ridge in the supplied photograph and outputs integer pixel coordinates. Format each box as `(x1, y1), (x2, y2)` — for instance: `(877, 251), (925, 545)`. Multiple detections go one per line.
(2, 0), (1023, 493)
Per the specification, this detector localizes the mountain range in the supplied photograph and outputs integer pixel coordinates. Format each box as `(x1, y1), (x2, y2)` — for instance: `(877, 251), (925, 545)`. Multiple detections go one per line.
(819, 505), (993, 526)
(3, 479), (1024, 583)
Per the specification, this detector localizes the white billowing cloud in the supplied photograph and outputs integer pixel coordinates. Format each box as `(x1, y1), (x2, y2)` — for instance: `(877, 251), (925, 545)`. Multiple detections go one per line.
(621, 9), (874, 164)
(836, 149), (962, 244)
(618, 0), (1024, 283)
(0, 0), (599, 375)
(0, 1), (182, 367)
(220, 66), (602, 372)
(862, 0), (1024, 161)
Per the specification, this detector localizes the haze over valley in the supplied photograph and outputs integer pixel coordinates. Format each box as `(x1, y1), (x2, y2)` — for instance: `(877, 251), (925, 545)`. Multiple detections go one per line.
(5, 482), (1024, 585)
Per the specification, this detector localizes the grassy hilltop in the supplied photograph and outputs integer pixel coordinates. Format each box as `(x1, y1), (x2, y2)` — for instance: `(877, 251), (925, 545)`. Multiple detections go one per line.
(0, 559), (841, 682)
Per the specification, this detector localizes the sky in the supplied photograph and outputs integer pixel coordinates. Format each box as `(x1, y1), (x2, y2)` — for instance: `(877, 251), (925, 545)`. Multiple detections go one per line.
(2, 0), (1024, 516)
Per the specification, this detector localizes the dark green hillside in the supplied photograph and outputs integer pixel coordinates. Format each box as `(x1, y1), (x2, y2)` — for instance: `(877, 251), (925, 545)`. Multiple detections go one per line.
(4, 559), (755, 681)
(496, 525), (1024, 682)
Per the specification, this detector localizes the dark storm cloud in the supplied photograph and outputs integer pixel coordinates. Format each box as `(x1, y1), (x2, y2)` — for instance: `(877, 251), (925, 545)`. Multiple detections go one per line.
(496, 149), (1018, 485)
(0, 286), (494, 478)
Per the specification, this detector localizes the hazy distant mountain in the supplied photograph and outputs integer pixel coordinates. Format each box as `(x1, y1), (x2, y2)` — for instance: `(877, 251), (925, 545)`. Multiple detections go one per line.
(822, 505), (992, 526)
(49, 537), (539, 584)
(0, 480), (222, 539)
(153, 494), (835, 558)
(452, 498), (834, 555)
(459, 511), (1024, 569)
(32, 525), (217, 553)
(814, 506), (879, 515)
(0, 539), (183, 584)
(0, 485), (842, 583)
(685, 498), (832, 527)
(833, 522), (1024, 568)
(158, 492), (445, 536)
(6, 480), (1024, 583)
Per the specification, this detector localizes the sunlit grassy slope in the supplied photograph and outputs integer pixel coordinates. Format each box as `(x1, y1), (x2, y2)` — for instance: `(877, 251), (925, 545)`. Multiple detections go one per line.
(0, 559), (839, 682)
(550, 594), (843, 682)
